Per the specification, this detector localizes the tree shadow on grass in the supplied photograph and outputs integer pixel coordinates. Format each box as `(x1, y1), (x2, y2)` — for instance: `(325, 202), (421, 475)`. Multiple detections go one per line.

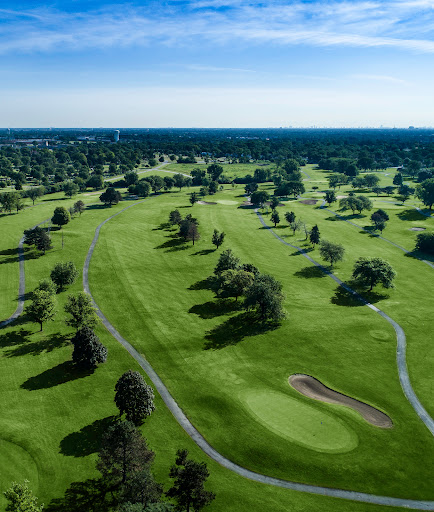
(404, 249), (434, 264)
(397, 209), (427, 221)
(188, 276), (218, 291)
(0, 329), (32, 349)
(0, 247), (18, 257)
(60, 416), (116, 457)
(21, 361), (93, 391)
(331, 284), (389, 307)
(191, 249), (214, 256)
(46, 478), (112, 512)
(4, 332), (71, 358)
(152, 221), (173, 231)
(189, 299), (243, 319)
(154, 237), (189, 252)
(294, 265), (327, 279)
(204, 311), (279, 349)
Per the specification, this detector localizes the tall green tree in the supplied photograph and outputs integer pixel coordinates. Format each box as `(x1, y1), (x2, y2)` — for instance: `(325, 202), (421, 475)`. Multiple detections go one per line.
(218, 269), (254, 301)
(285, 211), (295, 224)
(73, 200), (85, 215)
(100, 187), (122, 206)
(398, 184), (414, 204)
(211, 229), (225, 250)
(309, 225), (320, 246)
(25, 289), (57, 331)
(71, 326), (107, 369)
(50, 261), (78, 291)
(115, 371), (156, 425)
(250, 190), (269, 208)
(97, 420), (154, 486)
(4, 480), (43, 512)
(25, 186), (45, 205)
(214, 249), (240, 275)
(63, 181), (79, 198)
(416, 178), (434, 210)
(189, 192), (198, 206)
(51, 206), (70, 228)
(244, 274), (286, 321)
(270, 210), (280, 227)
(64, 291), (98, 329)
(166, 449), (215, 512)
(319, 240), (345, 268)
(324, 190), (337, 206)
(169, 210), (182, 226)
(352, 257), (396, 291)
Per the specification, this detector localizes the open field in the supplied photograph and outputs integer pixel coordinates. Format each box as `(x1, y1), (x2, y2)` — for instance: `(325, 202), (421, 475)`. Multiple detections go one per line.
(1, 163), (434, 511)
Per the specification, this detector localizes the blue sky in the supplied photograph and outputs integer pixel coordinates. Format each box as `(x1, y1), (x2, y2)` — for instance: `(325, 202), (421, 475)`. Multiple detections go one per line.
(1, 0), (434, 127)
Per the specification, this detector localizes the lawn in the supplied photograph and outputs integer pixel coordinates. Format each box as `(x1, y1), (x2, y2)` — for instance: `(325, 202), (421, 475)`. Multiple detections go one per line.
(89, 184), (434, 500)
(1, 188), (414, 512)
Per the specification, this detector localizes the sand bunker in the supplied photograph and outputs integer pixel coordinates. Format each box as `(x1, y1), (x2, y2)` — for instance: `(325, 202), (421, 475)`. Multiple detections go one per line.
(410, 227), (426, 231)
(289, 374), (393, 429)
(299, 199), (318, 205)
(337, 195), (348, 199)
(197, 200), (217, 205)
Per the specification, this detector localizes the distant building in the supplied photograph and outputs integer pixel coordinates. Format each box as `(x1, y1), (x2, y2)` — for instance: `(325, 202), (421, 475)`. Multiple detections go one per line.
(114, 130), (120, 142)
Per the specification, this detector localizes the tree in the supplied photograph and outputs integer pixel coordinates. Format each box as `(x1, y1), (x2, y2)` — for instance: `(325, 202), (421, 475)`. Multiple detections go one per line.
(415, 232), (434, 254)
(398, 184), (414, 204)
(63, 181), (79, 198)
(179, 217), (198, 240)
(71, 325), (107, 369)
(245, 182), (258, 195)
(186, 223), (200, 245)
(173, 174), (185, 191)
(25, 186), (45, 205)
(218, 269), (254, 301)
(287, 181), (305, 198)
(169, 210), (182, 226)
(23, 226), (52, 254)
(97, 420), (154, 486)
(289, 219), (301, 235)
(324, 190), (337, 206)
(100, 187), (122, 206)
(125, 172), (139, 186)
(285, 211), (295, 224)
(35, 279), (57, 295)
(0, 192), (21, 213)
(87, 174), (105, 190)
(372, 208), (389, 221)
(270, 196), (280, 210)
(51, 206), (70, 228)
(206, 163), (223, 181)
(319, 240), (345, 268)
(166, 449), (215, 512)
(214, 249), (240, 275)
(189, 192), (198, 206)
(4, 480), (43, 512)
(393, 173), (403, 186)
(370, 213), (386, 233)
(211, 229), (225, 250)
(115, 370), (156, 425)
(164, 176), (175, 191)
(244, 274), (286, 321)
(50, 261), (78, 291)
(208, 181), (218, 195)
(73, 200), (85, 215)
(416, 178), (434, 210)
(384, 186), (395, 196)
(64, 291), (98, 330)
(25, 289), (56, 331)
(352, 257), (396, 291)
(151, 176), (165, 194)
(364, 174), (380, 189)
(270, 210), (280, 227)
(250, 190), (269, 208)
(355, 195), (373, 214)
(309, 225), (320, 246)
(120, 469), (163, 510)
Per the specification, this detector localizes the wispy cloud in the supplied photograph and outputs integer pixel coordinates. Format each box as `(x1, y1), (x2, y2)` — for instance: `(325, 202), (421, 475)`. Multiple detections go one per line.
(0, 1), (434, 54)
(351, 73), (409, 84)
(187, 65), (255, 72)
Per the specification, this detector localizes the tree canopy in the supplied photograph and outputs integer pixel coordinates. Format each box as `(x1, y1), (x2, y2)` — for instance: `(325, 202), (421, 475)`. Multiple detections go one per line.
(115, 370), (156, 425)
(244, 274), (286, 321)
(319, 240), (345, 267)
(64, 291), (99, 330)
(71, 326), (108, 369)
(25, 289), (56, 331)
(352, 257), (396, 290)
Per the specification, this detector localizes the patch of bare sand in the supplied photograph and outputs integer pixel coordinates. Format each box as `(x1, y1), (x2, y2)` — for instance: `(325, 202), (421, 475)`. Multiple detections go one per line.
(337, 195), (348, 199)
(289, 374), (392, 429)
(197, 200), (217, 205)
(410, 227), (426, 231)
(298, 199), (318, 205)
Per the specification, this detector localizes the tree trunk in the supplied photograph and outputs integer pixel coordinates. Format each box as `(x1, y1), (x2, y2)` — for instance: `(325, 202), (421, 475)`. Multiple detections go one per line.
(40, 322), (43, 331)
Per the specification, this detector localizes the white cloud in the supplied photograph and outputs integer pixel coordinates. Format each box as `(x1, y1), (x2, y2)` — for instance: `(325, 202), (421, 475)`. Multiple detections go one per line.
(0, 1), (434, 54)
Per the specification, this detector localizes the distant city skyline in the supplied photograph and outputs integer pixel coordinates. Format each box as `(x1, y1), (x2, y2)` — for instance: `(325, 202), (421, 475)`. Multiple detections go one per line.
(2, 0), (434, 128)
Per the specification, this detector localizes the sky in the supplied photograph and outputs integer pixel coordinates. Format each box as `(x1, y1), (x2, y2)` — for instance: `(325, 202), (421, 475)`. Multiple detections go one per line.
(1, 0), (434, 128)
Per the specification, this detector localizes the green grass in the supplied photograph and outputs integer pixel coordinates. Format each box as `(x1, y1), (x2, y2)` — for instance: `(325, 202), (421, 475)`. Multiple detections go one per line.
(88, 185), (434, 500)
(0, 175), (433, 511)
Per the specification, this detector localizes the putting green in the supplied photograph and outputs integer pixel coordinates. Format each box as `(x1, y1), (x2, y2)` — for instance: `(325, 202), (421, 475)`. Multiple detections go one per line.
(216, 200), (239, 205)
(242, 390), (358, 453)
(0, 439), (39, 492)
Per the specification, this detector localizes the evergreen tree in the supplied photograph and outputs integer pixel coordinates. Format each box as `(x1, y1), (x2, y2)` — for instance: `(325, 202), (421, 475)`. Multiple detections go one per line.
(309, 225), (320, 246)
(71, 326), (107, 369)
(115, 371), (156, 425)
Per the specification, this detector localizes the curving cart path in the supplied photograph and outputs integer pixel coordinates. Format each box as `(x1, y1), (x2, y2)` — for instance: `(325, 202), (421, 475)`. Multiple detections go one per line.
(0, 234), (25, 328)
(81, 200), (434, 510)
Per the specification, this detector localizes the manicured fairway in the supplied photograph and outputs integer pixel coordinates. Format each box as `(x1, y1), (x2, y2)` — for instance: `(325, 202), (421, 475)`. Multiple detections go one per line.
(89, 185), (434, 499)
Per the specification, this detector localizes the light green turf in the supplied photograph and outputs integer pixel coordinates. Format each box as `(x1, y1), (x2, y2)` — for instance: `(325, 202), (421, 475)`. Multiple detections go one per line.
(242, 389), (359, 453)
(89, 185), (434, 499)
